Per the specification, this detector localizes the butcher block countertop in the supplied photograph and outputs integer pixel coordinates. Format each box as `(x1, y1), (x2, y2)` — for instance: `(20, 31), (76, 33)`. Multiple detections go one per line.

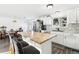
(20, 32), (56, 44)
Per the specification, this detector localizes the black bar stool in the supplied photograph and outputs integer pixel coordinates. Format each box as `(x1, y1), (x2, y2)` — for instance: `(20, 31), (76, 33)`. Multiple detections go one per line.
(17, 41), (29, 54)
(22, 45), (40, 54)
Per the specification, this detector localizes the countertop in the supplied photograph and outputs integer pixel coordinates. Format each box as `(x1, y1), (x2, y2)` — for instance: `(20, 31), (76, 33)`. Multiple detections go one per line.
(51, 32), (79, 50)
(19, 32), (56, 44)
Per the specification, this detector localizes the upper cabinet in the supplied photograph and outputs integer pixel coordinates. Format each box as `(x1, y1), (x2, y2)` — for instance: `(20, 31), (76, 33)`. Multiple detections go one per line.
(76, 8), (79, 23)
(67, 8), (77, 24)
(52, 8), (79, 26)
(66, 8), (79, 24)
(39, 16), (53, 25)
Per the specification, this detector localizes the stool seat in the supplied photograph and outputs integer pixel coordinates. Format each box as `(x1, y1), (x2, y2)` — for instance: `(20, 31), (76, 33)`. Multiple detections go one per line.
(17, 41), (29, 54)
(22, 45), (40, 54)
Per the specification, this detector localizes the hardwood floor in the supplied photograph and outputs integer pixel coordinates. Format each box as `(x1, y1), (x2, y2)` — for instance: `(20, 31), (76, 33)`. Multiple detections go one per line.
(0, 38), (10, 53)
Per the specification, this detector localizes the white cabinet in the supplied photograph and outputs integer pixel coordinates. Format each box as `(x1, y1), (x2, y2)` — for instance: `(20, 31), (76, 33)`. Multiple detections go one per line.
(67, 8), (79, 24)
(67, 8), (76, 24)
(76, 8), (79, 23)
(52, 8), (79, 27)
(43, 17), (52, 25)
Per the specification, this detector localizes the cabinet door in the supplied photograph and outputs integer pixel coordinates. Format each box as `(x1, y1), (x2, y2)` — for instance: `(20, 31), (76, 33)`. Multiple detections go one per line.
(52, 42), (72, 54)
(77, 8), (79, 23)
(43, 17), (52, 25)
(67, 8), (76, 24)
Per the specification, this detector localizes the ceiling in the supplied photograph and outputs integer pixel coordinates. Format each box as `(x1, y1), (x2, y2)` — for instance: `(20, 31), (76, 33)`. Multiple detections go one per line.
(0, 4), (79, 18)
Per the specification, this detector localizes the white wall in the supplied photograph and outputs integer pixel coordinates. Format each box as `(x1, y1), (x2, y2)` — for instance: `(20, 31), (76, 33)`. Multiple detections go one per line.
(23, 18), (35, 32)
(0, 16), (28, 31)
(0, 16), (38, 32)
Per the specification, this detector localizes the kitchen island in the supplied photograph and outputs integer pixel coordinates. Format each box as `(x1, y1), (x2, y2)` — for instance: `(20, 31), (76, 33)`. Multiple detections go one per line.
(20, 32), (56, 54)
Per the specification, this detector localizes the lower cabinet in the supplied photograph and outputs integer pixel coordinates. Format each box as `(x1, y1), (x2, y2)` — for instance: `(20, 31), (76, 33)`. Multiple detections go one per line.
(52, 42), (79, 54)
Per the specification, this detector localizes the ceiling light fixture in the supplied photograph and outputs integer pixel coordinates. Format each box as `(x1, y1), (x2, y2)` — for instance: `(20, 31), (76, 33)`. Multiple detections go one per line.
(46, 4), (53, 9)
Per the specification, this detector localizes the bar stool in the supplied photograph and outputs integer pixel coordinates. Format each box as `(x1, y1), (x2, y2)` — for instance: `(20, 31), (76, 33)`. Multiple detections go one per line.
(22, 45), (40, 54)
(16, 41), (29, 54)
